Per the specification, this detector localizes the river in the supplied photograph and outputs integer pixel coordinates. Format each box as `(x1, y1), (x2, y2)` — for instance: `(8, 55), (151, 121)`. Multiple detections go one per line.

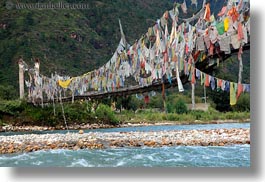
(0, 122), (250, 167)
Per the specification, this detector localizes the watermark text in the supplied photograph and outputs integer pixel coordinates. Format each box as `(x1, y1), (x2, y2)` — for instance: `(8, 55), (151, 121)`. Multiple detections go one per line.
(6, 1), (90, 10)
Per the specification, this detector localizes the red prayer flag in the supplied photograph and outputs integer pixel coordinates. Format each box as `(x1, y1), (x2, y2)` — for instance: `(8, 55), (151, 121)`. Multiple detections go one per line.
(218, 79), (223, 88)
(238, 22), (244, 41)
(204, 3), (211, 22)
(237, 83), (243, 99)
(191, 68), (196, 84)
(228, 6), (239, 22)
(218, 6), (227, 17)
(204, 74), (210, 87)
(144, 95), (150, 104)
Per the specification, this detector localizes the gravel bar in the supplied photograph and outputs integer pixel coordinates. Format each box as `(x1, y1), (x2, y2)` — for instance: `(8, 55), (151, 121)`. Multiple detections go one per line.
(0, 128), (250, 154)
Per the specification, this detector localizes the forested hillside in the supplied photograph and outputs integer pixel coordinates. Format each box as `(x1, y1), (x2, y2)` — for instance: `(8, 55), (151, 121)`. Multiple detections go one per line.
(0, 0), (249, 97)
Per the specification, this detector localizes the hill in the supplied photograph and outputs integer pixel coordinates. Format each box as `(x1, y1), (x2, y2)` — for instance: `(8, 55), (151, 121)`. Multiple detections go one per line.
(0, 0), (173, 90)
(0, 0), (249, 98)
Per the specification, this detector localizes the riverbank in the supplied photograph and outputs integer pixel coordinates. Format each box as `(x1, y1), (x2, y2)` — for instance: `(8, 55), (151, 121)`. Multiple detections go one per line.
(0, 128), (250, 154)
(0, 119), (250, 132)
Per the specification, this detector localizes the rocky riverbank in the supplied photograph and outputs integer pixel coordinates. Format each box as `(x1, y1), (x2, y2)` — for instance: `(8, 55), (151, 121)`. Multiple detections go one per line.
(0, 128), (250, 154)
(0, 119), (250, 132)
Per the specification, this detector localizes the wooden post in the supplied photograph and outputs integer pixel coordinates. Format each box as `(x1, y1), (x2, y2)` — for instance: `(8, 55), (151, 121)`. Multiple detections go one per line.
(162, 83), (167, 113)
(191, 56), (195, 110)
(204, 85), (207, 104)
(72, 91), (75, 103)
(34, 58), (43, 107)
(191, 83), (195, 110)
(238, 46), (243, 84)
(18, 59), (24, 99)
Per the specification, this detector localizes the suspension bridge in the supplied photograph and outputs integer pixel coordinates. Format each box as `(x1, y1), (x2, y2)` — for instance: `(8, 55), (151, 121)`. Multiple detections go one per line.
(18, 0), (250, 107)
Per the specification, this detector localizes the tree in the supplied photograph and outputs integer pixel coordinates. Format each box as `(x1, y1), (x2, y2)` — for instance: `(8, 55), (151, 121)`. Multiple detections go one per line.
(0, 85), (18, 100)
(208, 88), (231, 112)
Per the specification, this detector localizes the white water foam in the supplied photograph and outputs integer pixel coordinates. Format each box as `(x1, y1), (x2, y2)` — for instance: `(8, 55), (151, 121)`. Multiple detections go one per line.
(69, 158), (92, 167)
(115, 160), (126, 167)
(147, 154), (161, 162)
(165, 158), (183, 162)
(0, 153), (31, 161)
(133, 154), (145, 160)
(32, 161), (44, 166)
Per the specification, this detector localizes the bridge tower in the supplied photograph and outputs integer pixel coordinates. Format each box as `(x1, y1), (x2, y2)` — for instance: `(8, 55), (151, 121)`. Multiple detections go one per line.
(18, 58), (25, 99)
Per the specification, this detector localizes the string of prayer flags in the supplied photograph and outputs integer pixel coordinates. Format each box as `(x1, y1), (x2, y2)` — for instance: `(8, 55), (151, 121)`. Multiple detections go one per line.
(192, 68), (250, 106)
(26, 0), (250, 107)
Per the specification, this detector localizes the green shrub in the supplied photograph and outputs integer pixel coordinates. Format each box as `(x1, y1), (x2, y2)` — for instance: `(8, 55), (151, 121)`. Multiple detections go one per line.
(0, 85), (18, 100)
(175, 99), (188, 114)
(232, 93), (250, 112)
(148, 95), (164, 109)
(166, 103), (174, 113)
(95, 104), (119, 125)
(145, 112), (163, 121)
(0, 100), (25, 115)
(165, 113), (180, 121)
(189, 111), (203, 120)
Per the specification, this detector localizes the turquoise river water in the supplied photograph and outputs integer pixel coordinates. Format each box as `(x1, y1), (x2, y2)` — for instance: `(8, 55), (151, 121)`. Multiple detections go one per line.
(0, 123), (250, 167)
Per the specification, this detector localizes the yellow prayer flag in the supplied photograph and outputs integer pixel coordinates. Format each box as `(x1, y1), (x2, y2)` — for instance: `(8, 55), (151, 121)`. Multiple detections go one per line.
(230, 82), (237, 105)
(58, 78), (73, 89)
(224, 17), (229, 32)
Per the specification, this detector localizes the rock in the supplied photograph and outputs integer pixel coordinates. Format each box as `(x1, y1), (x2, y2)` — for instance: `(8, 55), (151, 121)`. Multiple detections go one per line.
(50, 144), (57, 149)
(144, 141), (156, 147)
(73, 146), (80, 150)
(25, 146), (33, 152)
(201, 142), (209, 146)
(0, 127), (250, 154)
(8, 147), (14, 154)
(33, 145), (40, 151)
(77, 140), (84, 147)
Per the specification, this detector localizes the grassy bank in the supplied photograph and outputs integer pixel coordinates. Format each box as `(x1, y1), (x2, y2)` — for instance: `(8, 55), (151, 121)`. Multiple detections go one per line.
(0, 99), (250, 128)
(117, 109), (250, 125)
(0, 100), (118, 127)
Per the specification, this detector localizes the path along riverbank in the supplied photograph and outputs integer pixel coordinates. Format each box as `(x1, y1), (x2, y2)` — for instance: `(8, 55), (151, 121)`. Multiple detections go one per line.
(0, 128), (250, 154)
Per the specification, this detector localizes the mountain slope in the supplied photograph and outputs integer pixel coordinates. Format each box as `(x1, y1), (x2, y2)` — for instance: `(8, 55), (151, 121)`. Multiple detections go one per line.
(0, 0), (249, 98)
(0, 0), (174, 88)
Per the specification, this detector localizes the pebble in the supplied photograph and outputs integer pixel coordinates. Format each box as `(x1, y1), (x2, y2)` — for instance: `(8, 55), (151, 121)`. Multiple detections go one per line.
(0, 128), (250, 154)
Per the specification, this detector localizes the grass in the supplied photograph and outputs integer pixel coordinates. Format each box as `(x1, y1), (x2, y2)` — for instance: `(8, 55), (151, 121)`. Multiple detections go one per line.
(116, 109), (250, 124)
(0, 99), (250, 127)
